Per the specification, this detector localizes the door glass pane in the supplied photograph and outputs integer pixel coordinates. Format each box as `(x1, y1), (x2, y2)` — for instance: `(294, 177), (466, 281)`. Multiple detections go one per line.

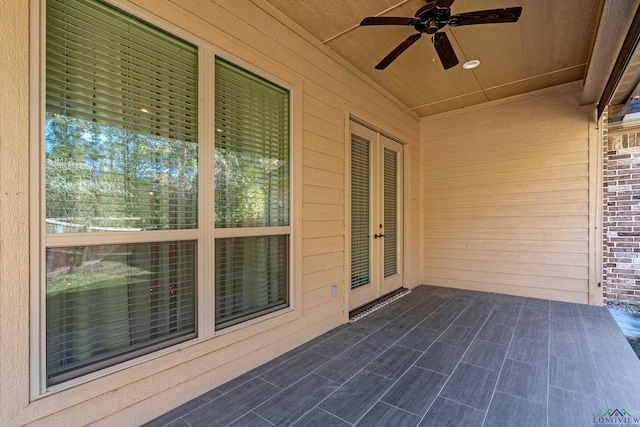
(383, 148), (398, 278)
(351, 134), (370, 289)
(46, 241), (196, 385)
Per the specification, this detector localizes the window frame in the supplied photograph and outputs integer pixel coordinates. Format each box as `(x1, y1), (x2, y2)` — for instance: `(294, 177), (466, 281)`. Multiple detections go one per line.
(205, 50), (300, 337)
(30, 0), (296, 397)
(212, 56), (292, 330)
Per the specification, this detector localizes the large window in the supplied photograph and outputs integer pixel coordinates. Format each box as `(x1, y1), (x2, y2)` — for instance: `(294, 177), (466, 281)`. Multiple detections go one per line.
(214, 59), (290, 329)
(37, 0), (291, 391)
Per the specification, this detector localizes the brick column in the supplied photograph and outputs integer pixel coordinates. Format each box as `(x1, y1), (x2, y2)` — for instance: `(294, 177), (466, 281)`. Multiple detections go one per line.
(603, 117), (640, 303)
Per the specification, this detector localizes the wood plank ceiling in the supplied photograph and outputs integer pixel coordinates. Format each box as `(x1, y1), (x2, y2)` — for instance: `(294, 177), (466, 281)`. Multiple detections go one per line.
(261, 0), (603, 117)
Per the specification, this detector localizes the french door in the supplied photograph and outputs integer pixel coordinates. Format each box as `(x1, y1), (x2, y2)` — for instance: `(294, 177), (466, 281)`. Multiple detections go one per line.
(349, 122), (404, 311)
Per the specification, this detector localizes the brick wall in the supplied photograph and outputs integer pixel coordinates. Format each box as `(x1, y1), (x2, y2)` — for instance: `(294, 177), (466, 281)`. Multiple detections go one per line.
(603, 109), (609, 304)
(603, 116), (640, 303)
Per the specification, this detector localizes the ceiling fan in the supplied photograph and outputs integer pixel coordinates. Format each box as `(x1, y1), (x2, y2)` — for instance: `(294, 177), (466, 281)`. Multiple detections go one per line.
(360, 0), (522, 70)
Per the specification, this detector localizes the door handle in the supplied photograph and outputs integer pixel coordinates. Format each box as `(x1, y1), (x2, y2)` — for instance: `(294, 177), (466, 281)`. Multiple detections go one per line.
(374, 234), (385, 239)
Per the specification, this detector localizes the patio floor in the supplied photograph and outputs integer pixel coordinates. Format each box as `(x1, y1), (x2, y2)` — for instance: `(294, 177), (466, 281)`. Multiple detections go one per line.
(144, 285), (640, 427)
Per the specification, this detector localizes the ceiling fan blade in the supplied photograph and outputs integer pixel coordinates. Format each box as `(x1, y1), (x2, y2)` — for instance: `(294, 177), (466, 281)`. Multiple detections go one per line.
(432, 32), (459, 70)
(375, 33), (422, 69)
(360, 16), (416, 26)
(449, 7), (522, 27)
(434, 0), (455, 8)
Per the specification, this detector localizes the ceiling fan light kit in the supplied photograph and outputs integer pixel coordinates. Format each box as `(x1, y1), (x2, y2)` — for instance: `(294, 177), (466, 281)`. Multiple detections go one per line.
(359, 0), (522, 70)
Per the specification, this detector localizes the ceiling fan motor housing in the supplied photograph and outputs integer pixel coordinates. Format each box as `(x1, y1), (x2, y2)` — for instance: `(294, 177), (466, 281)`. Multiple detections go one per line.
(415, 7), (451, 34)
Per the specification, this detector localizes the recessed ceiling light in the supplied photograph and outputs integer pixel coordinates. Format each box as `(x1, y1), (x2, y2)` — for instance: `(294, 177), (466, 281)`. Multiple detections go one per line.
(463, 60), (480, 70)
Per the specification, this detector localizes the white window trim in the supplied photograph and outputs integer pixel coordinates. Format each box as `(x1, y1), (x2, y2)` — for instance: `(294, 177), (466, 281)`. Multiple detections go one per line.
(29, 0), (296, 398)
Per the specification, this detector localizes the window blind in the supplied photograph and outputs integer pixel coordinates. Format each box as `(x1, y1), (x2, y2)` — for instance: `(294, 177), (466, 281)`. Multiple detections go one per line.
(44, 0), (198, 387)
(46, 0), (197, 139)
(46, 0), (198, 232)
(214, 58), (289, 228)
(384, 148), (398, 278)
(351, 134), (371, 289)
(213, 58), (290, 329)
(215, 236), (289, 329)
(46, 241), (196, 385)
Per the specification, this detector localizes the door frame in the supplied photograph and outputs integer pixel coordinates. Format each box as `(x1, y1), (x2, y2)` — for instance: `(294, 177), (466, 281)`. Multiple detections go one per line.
(346, 119), (406, 312)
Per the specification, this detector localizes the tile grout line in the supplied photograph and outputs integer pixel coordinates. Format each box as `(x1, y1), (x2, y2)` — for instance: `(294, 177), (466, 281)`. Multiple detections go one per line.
(312, 291), (459, 426)
(287, 403), (355, 426)
(218, 408), (278, 427)
(215, 378), (286, 427)
(348, 298), (463, 425)
(479, 299), (526, 426)
(413, 295), (500, 425)
(146, 290), (640, 427)
(201, 292), (481, 426)
(211, 317), (389, 424)
(253, 410), (280, 427)
(154, 394), (228, 427)
(370, 400), (425, 419)
(579, 304), (612, 410)
(246, 290), (441, 426)
(213, 348), (312, 397)
(155, 289), (495, 426)
(251, 371), (343, 425)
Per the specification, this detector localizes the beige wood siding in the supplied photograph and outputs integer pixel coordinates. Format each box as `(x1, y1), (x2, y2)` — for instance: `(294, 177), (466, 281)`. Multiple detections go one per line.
(421, 81), (593, 304)
(2, 0), (420, 425)
(410, 139), (422, 287)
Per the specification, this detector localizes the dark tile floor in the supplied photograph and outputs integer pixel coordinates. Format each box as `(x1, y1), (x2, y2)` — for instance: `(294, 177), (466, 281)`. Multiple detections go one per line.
(145, 285), (640, 427)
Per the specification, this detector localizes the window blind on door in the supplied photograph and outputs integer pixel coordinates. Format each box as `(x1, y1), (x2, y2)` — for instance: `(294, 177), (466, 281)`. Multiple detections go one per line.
(351, 134), (370, 289)
(383, 148), (398, 278)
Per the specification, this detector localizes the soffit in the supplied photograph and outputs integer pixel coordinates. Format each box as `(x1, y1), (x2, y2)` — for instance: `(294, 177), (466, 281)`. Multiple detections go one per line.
(262, 0), (603, 117)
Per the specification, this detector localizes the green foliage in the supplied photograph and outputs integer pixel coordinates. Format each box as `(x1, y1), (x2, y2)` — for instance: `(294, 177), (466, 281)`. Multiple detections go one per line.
(45, 113), (198, 231)
(214, 147), (288, 227)
(46, 260), (148, 295)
